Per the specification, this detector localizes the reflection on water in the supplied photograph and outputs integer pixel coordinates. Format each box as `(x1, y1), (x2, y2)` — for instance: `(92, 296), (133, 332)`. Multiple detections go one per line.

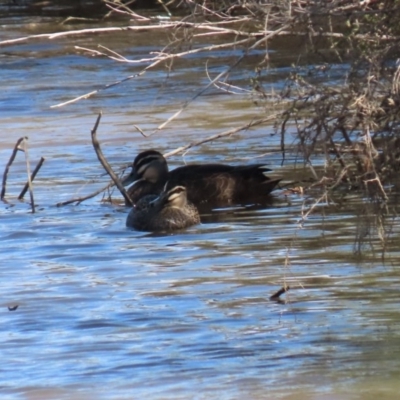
(1, 11), (400, 400)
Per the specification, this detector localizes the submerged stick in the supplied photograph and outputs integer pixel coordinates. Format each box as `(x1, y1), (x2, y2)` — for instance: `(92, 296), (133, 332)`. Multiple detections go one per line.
(90, 112), (133, 206)
(18, 157), (45, 200)
(1, 137), (25, 201)
(21, 138), (35, 213)
(269, 286), (290, 301)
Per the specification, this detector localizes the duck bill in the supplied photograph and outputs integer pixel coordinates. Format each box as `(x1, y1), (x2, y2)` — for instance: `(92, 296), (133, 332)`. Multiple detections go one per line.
(121, 169), (139, 187)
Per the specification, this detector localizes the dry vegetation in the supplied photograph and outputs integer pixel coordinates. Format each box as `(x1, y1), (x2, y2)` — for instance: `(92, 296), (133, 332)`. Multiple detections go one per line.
(98, 0), (400, 199)
(103, 0), (400, 254)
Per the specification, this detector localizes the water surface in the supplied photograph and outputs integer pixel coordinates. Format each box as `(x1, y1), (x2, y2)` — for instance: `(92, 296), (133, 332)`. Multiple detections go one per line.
(1, 10), (400, 400)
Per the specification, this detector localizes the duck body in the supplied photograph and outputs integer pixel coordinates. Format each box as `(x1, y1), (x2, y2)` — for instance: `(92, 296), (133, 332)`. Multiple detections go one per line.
(165, 163), (279, 206)
(126, 186), (200, 232)
(123, 150), (280, 207)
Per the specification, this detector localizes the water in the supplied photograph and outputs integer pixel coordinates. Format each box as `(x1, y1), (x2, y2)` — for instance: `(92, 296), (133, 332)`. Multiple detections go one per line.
(1, 10), (400, 400)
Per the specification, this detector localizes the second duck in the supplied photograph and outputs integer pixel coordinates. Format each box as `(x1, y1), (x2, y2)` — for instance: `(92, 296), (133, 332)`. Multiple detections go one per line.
(126, 185), (200, 232)
(122, 150), (280, 207)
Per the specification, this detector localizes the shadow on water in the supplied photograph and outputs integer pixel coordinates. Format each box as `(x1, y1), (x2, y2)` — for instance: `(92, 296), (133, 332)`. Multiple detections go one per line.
(1, 9), (400, 400)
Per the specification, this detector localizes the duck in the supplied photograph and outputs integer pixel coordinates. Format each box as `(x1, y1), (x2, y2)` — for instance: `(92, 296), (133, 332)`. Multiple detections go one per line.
(122, 150), (280, 208)
(126, 185), (200, 232)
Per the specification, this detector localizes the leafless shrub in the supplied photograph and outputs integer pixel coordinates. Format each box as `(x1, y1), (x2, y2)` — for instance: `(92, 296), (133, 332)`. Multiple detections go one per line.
(96, 1), (400, 198)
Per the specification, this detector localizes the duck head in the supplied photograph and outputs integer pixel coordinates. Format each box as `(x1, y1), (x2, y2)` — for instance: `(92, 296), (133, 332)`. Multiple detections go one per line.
(122, 150), (169, 188)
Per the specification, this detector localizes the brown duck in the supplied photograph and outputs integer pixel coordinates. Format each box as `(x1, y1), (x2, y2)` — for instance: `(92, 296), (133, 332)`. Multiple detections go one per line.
(122, 150), (280, 208)
(126, 185), (200, 232)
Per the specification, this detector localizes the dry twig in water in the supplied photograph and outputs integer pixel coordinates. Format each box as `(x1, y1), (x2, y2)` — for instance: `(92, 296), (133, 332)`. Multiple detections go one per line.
(18, 156), (45, 200)
(21, 138), (35, 213)
(1, 137), (25, 201)
(269, 286), (290, 301)
(90, 112), (133, 207)
(56, 181), (115, 207)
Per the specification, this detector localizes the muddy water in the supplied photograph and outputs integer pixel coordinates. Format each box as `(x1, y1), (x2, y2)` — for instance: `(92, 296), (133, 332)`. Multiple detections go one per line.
(1, 11), (400, 400)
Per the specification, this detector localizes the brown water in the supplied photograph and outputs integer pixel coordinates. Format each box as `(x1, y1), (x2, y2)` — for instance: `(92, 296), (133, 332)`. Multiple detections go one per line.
(1, 10), (400, 400)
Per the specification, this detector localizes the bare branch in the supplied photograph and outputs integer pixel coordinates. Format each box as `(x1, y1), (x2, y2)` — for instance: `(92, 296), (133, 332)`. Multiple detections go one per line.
(1, 137), (25, 201)
(90, 112), (133, 206)
(18, 157), (45, 200)
(21, 138), (35, 213)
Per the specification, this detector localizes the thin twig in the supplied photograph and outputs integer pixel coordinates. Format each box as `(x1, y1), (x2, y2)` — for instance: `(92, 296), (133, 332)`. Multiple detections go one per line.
(133, 125), (149, 137)
(205, 60), (250, 94)
(90, 112), (133, 206)
(298, 193), (327, 227)
(56, 181), (115, 207)
(51, 70), (146, 108)
(157, 0), (172, 17)
(104, 0), (152, 20)
(60, 17), (100, 25)
(21, 138), (35, 213)
(210, 79), (251, 94)
(18, 157), (45, 200)
(1, 137), (25, 201)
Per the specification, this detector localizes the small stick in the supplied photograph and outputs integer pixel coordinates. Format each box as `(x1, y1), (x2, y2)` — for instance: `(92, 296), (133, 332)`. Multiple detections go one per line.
(21, 138), (35, 213)
(157, 0), (172, 16)
(1, 137), (25, 200)
(269, 286), (290, 301)
(90, 112), (133, 206)
(56, 181), (114, 207)
(18, 157), (45, 200)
